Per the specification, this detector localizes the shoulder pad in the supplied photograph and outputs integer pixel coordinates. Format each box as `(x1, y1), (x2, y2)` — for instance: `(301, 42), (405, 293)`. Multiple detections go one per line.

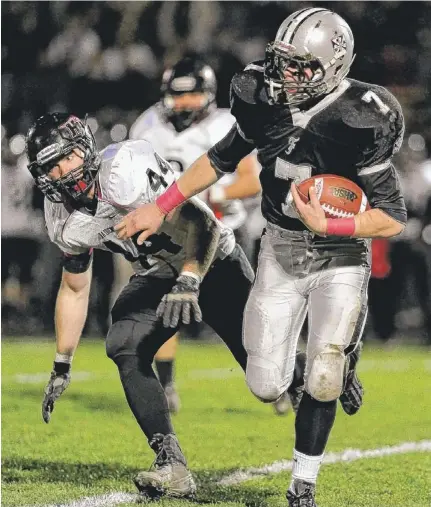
(342, 79), (404, 131)
(205, 108), (236, 142)
(231, 61), (267, 106)
(129, 104), (164, 139)
(98, 140), (175, 208)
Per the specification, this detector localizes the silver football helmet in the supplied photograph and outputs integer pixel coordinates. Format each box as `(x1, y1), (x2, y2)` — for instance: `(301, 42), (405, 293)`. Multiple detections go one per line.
(264, 8), (355, 105)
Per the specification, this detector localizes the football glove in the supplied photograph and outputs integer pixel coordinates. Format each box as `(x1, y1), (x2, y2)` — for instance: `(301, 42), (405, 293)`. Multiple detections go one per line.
(42, 364), (71, 423)
(157, 274), (202, 328)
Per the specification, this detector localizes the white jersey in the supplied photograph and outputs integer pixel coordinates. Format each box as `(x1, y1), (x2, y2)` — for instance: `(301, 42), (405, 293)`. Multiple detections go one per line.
(2, 157), (44, 239)
(130, 105), (247, 230)
(44, 140), (235, 278)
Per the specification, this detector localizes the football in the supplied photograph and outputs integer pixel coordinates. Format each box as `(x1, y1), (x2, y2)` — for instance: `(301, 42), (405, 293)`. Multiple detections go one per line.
(296, 174), (370, 218)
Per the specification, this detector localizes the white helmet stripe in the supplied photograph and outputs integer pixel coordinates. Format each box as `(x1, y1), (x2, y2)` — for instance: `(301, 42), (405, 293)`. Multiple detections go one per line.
(276, 7), (328, 43)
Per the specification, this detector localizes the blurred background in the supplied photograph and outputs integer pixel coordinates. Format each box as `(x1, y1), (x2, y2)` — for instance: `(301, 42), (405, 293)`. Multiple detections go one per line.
(2, 1), (431, 344)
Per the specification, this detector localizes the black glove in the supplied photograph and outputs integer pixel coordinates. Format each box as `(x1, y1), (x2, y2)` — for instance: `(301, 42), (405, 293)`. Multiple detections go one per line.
(157, 274), (202, 328)
(42, 362), (71, 423)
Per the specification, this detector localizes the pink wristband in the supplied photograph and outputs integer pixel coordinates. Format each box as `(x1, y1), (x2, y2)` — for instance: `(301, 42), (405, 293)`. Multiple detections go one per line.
(155, 182), (186, 215)
(326, 218), (356, 237)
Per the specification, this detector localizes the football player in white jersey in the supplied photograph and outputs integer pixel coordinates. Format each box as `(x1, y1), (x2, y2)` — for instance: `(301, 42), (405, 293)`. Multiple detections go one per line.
(130, 56), (261, 414)
(26, 112), (257, 499)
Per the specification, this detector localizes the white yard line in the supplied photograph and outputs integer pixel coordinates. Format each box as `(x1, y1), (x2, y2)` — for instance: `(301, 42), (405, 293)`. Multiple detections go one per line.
(10, 372), (94, 384)
(25, 440), (431, 507)
(217, 439), (431, 486)
(7, 357), (430, 385)
(30, 493), (139, 507)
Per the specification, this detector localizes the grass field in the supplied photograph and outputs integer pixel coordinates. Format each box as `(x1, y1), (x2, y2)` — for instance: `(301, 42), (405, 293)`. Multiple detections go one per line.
(2, 338), (430, 507)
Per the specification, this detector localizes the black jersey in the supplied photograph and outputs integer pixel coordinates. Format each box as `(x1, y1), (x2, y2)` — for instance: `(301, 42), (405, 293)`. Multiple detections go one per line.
(208, 61), (407, 231)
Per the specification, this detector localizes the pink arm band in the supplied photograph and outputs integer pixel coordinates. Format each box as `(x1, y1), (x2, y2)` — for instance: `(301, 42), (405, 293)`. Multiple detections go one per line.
(326, 217), (356, 237)
(155, 182), (186, 215)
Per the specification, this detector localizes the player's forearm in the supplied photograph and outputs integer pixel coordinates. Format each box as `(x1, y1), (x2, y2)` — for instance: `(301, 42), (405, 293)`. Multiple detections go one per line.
(223, 177), (261, 200)
(223, 156), (261, 200)
(180, 202), (221, 278)
(176, 154), (220, 199)
(54, 272), (91, 356)
(352, 208), (405, 238)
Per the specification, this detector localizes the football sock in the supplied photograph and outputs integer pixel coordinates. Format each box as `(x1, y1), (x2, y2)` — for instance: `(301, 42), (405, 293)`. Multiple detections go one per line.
(114, 355), (173, 440)
(155, 359), (174, 388)
(295, 391), (337, 456)
(290, 449), (324, 486)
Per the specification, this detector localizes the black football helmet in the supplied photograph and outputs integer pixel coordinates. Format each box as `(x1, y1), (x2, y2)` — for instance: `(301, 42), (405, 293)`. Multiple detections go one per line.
(161, 56), (217, 132)
(26, 113), (100, 203)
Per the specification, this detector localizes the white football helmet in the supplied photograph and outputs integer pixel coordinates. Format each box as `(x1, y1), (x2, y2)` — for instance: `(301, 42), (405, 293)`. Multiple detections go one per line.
(264, 8), (355, 105)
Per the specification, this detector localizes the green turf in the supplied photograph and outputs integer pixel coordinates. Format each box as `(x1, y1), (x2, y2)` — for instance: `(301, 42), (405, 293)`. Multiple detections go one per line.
(2, 338), (430, 506)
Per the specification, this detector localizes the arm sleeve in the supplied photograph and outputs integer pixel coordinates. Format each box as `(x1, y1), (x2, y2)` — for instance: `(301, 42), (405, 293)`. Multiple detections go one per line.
(359, 165), (407, 225)
(62, 249), (93, 274)
(356, 103), (407, 225)
(207, 123), (255, 175)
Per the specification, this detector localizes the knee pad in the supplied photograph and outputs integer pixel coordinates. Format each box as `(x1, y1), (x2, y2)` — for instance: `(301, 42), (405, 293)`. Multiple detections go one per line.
(246, 358), (292, 403)
(306, 345), (345, 402)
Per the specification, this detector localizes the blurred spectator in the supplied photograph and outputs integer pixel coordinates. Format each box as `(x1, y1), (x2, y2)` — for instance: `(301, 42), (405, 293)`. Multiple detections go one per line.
(1, 141), (45, 334)
(369, 138), (431, 344)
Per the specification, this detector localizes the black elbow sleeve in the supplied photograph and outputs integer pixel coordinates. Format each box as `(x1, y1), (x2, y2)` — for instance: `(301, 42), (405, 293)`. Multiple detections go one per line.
(208, 124), (254, 174)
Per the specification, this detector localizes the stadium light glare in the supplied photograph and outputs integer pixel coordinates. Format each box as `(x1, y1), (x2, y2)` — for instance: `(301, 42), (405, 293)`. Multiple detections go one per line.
(9, 134), (26, 155)
(110, 124), (127, 142)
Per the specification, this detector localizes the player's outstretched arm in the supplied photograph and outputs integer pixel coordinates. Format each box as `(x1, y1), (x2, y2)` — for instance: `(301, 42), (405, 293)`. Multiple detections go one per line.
(156, 201), (221, 328)
(42, 263), (92, 423)
(114, 153), (219, 245)
(114, 124), (255, 245)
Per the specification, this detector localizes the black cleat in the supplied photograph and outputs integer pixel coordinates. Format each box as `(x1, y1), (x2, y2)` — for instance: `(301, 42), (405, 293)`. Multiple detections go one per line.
(134, 433), (196, 499)
(287, 479), (318, 507)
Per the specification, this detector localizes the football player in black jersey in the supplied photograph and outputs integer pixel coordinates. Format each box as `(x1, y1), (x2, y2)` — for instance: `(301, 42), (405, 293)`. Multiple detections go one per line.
(115, 8), (407, 506)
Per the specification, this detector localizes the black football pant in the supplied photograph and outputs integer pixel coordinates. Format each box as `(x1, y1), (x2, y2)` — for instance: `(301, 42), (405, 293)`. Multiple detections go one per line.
(105, 245), (254, 441)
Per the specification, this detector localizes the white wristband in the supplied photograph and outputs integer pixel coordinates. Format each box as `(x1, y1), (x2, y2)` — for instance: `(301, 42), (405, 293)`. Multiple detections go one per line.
(209, 185), (226, 204)
(55, 353), (73, 364)
(180, 271), (202, 283)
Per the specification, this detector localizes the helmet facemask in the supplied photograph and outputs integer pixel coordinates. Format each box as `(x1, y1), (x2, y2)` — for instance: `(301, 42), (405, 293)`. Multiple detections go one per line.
(162, 92), (215, 132)
(264, 41), (328, 106)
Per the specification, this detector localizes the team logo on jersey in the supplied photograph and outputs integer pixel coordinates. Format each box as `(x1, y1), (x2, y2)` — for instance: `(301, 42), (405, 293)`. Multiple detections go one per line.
(331, 34), (347, 55)
(330, 186), (357, 202)
(286, 136), (300, 155)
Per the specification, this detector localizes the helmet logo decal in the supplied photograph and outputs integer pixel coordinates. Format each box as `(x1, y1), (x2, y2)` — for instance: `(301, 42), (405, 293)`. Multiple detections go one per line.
(331, 34), (347, 55)
(36, 143), (62, 164)
(170, 77), (197, 92)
